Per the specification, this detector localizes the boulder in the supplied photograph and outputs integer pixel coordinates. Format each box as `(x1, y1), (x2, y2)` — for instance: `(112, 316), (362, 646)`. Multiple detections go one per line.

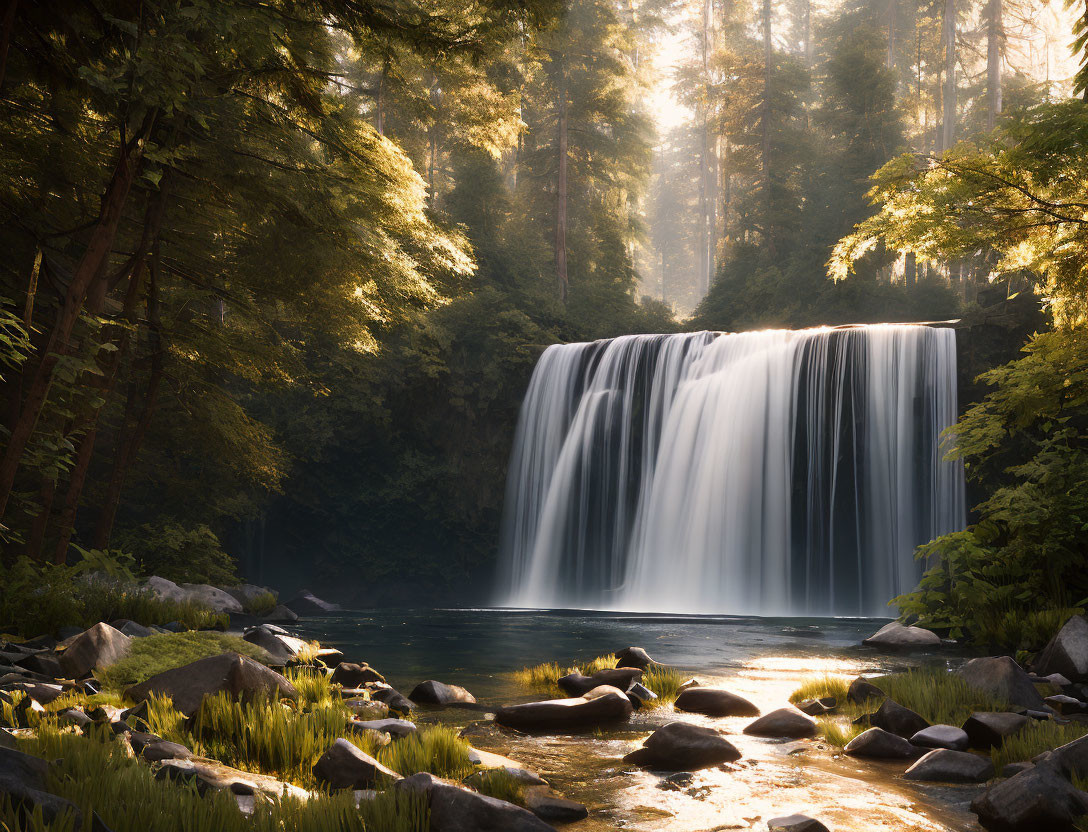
(409, 680), (476, 706)
(1045, 694), (1087, 715)
(370, 686), (414, 715)
(674, 687), (760, 717)
(241, 628), (297, 663)
(1037, 733), (1088, 779)
(795, 697), (836, 717)
(14, 652), (64, 678)
(522, 785), (589, 822)
(178, 584), (242, 614)
(623, 721), (741, 770)
(862, 621), (941, 650)
(557, 668), (642, 696)
(262, 605), (299, 624)
(141, 740), (194, 762)
(59, 623), (131, 679)
(1002, 762), (1033, 778)
(144, 576), (189, 604)
(905, 748), (995, 783)
(847, 677), (884, 705)
(768, 815), (831, 832)
(351, 718), (417, 739)
(312, 738), (401, 789)
(957, 657), (1046, 710)
(0, 746), (83, 825)
(225, 584), (276, 607)
(962, 712), (1030, 749)
(971, 760), (1088, 831)
(117, 621), (153, 639)
(615, 647), (655, 670)
(395, 771), (554, 832)
(331, 662), (385, 687)
(283, 590), (341, 615)
(869, 698), (929, 738)
(844, 727), (918, 759)
(124, 652), (298, 716)
(743, 707), (818, 739)
(910, 724), (970, 751)
(1036, 616), (1088, 683)
(495, 686), (633, 731)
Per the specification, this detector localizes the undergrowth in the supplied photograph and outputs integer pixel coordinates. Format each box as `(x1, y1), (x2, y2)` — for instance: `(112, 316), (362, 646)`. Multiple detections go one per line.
(990, 719), (1088, 772)
(514, 653), (682, 706)
(94, 633), (270, 690)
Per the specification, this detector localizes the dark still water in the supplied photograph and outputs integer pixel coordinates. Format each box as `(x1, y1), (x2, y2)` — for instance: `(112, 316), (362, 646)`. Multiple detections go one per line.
(291, 609), (979, 832)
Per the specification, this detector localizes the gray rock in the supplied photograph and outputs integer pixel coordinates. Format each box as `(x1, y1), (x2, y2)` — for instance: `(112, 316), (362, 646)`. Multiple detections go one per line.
(743, 707), (818, 739)
(14, 652), (64, 678)
(1036, 616), (1088, 683)
(522, 785), (589, 822)
(395, 771), (554, 832)
(261, 605), (299, 624)
(141, 741), (194, 762)
(847, 677), (884, 704)
(796, 697), (836, 716)
(674, 687), (760, 717)
(615, 647), (655, 670)
(158, 758), (308, 801)
(144, 576), (189, 604)
(409, 680), (476, 706)
(241, 628), (295, 663)
(370, 686), (414, 715)
(768, 815), (831, 832)
(844, 727), (918, 759)
(331, 662), (385, 687)
(962, 712), (1030, 749)
(1045, 694), (1087, 715)
(910, 724), (970, 751)
(628, 682), (657, 703)
(623, 721), (742, 770)
(1045, 673), (1073, 688)
(1001, 762), (1033, 778)
(557, 667), (642, 696)
(495, 685), (633, 731)
(1036, 732), (1088, 779)
(0, 746), (83, 825)
(56, 708), (92, 729)
(59, 623), (131, 679)
(1, 681), (66, 704)
(224, 584), (276, 606)
(862, 621), (941, 650)
(905, 748), (995, 783)
(971, 760), (1088, 831)
(124, 652), (298, 716)
(958, 657), (1046, 711)
(118, 621), (153, 638)
(178, 584), (243, 614)
(283, 590), (341, 615)
(313, 738), (401, 789)
(351, 718), (417, 739)
(870, 698), (929, 738)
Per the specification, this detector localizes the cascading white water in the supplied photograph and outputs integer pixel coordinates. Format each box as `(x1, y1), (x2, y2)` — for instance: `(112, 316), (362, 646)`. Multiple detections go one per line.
(496, 325), (965, 617)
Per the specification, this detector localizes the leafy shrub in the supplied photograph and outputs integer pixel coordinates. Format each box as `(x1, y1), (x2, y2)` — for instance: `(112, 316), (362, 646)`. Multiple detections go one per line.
(94, 632), (270, 690)
(242, 590), (278, 617)
(115, 522), (238, 586)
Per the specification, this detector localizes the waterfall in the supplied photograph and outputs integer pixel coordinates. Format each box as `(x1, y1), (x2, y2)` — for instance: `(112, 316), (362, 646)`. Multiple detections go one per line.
(496, 325), (965, 617)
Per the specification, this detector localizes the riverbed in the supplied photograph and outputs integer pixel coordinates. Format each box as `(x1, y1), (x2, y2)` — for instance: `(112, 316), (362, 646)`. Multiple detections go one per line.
(293, 609), (980, 831)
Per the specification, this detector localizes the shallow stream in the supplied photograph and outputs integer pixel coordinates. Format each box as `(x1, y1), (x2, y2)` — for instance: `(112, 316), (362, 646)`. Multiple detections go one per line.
(293, 609), (980, 832)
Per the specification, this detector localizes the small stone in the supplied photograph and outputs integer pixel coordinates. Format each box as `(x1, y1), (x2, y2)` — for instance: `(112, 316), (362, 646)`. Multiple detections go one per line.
(796, 697), (836, 716)
(862, 621), (941, 650)
(910, 724), (969, 751)
(557, 668), (642, 696)
(1001, 761), (1033, 778)
(844, 727), (918, 759)
(1044, 694), (1087, 715)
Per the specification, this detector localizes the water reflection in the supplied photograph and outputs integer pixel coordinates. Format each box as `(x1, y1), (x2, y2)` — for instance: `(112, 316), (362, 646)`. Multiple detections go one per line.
(291, 609), (978, 831)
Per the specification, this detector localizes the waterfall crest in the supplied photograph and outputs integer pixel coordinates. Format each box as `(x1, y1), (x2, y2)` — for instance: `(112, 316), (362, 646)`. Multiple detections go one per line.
(496, 325), (965, 617)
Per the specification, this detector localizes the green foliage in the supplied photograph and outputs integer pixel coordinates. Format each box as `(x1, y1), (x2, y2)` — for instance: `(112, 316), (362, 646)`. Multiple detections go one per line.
(10, 728), (429, 832)
(815, 717), (864, 749)
(870, 669), (1009, 726)
(990, 719), (1088, 772)
(896, 328), (1088, 650)
(242, 591), (279, 617)
(377, 726), (474, 781)
(0, 557), (224, 637)
(641, 665), (686, 709)
(94, 633), (270, 691)
(788, 676), (851, 706)
(470, 770), (525, 805)
(114, 523), (237, 586)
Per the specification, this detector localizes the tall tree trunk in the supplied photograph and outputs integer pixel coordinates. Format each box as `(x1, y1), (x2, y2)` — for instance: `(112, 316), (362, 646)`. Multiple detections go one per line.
(555, 62), (569, 303)
(761, 0), (774, 253)
(986, 0), (1002, 130)
(940, 0), (956, 151)
(0, 0), (17, 90)
(0, 125), (150, 521)
(93, 238), (164, 550)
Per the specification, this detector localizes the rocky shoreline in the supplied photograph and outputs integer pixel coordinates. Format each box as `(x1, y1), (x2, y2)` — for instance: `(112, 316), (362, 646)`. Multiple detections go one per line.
(2, 588), (1088, 832)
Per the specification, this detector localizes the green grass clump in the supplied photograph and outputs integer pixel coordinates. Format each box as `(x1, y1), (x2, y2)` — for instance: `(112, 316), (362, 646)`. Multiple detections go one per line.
(471, 770), (525, 805)
(513, 662), (565, 692)
(816, 716), (864, 748)
(241, 591), (279, 617)
(642, 665), (685, 708)
(873, 668), (1008, 726)
(377, 725), (474, 781)
(284, 666), (340, 706)
(990, 719), (1088, 772)
(94, 632), (270, 690)
(9, 727), (428, 832)
(789, 675), (850, 706)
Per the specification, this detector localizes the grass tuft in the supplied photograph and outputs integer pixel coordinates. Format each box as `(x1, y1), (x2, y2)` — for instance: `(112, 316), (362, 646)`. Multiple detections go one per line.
(378, 725), (474, 780)
(642, 665), (685, 708)
(816, 716), (864, 748)
(789, 675), (850, 706)
(872, 668), (1008, 726)
(94, 632), (270, 691)
(990, 719), (1088, 772)
(242, 591), (279, 617)
(470, 769), (525, 805)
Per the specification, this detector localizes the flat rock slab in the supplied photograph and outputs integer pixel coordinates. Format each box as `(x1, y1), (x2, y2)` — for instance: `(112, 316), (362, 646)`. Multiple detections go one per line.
(905, 748), (995, 783)
(910, 724), (970, 751)
(962, 712), (1029, 749)
(743, 708), (817, 739)
(844, 727), (918, 759)
(352, 718), (417, 739)
(467, 747), (546, 785)
(624, 721), (741, 770)
(158, 757), (310, 801)
(495, 687), (633, 731)
(674, 687), (759, 717)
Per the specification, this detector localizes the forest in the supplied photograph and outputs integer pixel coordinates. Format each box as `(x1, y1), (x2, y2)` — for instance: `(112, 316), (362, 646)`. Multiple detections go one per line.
(0, 0), (1086, 644)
